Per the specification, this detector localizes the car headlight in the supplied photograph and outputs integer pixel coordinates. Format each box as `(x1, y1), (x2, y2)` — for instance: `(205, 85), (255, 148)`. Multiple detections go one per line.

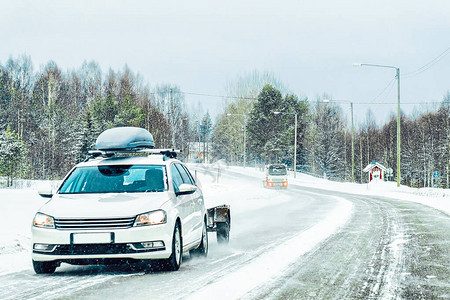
(33, 213), (55, 229)
(134, 210), (167, 227)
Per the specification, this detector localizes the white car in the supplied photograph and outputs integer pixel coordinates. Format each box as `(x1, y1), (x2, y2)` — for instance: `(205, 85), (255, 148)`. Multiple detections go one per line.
(32, 127), (208, 274)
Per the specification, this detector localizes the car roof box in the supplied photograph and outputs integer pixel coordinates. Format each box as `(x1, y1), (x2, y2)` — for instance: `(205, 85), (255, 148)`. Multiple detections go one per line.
(95, 127), (155, 151)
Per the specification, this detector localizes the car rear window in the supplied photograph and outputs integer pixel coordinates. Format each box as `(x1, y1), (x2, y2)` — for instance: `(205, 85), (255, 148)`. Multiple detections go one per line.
(268, 165), (287, 176)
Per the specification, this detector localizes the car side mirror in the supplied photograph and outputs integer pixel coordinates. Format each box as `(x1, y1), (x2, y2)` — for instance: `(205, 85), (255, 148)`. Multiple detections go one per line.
(176, 183), (197, 196)
(38, 189), (53, 198)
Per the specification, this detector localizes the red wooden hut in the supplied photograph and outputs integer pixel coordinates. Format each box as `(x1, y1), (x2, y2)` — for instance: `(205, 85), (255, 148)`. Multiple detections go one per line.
(363, 162), (387, 182)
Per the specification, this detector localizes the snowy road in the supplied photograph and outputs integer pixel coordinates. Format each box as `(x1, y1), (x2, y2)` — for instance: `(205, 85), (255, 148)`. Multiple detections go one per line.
(1, 168), (450, 299)
(252, 186), (450, 299)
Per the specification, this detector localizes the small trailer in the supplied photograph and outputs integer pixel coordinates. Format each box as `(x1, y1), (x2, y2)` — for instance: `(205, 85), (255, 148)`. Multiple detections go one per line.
(206, 205), (231, 244)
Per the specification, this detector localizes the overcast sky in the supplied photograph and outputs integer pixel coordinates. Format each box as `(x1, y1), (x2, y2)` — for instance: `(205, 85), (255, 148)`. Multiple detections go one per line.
(1, 0), (449, 125)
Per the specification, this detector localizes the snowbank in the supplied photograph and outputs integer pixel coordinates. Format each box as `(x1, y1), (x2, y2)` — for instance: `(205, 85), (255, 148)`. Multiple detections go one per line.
(0, 177), (60, 190)
(0, 189), (48, 275)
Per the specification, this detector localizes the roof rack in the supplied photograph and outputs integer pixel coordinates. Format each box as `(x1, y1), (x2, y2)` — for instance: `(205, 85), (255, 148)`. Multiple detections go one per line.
(140, 148), (182, 159)
(85, 148), (182, 162)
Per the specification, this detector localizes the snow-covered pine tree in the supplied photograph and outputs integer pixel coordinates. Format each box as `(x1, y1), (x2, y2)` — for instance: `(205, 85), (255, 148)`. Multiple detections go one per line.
(0, 126), (28, 186)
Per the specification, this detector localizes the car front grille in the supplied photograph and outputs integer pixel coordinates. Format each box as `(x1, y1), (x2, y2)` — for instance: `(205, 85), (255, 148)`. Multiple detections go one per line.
(56, 243), (131, 255)
(33, 243), (164, 255)
(54, 217), (135, 230)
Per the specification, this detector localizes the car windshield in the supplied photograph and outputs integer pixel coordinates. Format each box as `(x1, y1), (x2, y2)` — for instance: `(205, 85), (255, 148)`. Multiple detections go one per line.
(59, 165), (167, 194)
(268, 165), (287, 176)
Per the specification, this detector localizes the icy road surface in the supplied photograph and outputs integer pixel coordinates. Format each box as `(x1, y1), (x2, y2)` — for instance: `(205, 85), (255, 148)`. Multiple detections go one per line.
(1, 168), (450, 299)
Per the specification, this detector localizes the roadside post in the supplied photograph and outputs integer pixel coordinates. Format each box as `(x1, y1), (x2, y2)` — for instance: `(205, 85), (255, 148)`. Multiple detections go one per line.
(433, 171), (439, 188)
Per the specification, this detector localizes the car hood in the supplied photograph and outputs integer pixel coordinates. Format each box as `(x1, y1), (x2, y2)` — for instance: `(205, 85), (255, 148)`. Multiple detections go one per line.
(39, 192), (171, 218)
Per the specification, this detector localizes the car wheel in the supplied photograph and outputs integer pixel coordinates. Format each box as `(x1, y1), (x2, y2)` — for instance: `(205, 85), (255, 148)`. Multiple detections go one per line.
(216, 221), (230, 244)
(191, 219), (208, 257)
(163, 222), (182, 271)
(33, 260), (57, 274)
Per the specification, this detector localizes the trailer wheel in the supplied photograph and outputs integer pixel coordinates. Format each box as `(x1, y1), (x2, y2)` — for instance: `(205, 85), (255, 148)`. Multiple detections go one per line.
(216, 221), (230, 244)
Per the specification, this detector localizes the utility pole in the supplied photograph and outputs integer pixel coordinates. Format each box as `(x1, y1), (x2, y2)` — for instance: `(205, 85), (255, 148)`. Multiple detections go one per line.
(203, 118), (208, 164)
(351, 102), (355, 182)
(206, 117), (209, 164)
(360, 137), (363, 183)
(197, 121), (201, 161)
(170, 88), (176, 148)
(353, 62), (401, 187)
(243, 117), (247, 168)
(294, 113), (298, 178)
(396, 68), (401, 187)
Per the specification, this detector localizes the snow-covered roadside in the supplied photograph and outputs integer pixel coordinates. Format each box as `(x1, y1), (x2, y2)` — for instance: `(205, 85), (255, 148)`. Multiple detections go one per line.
(0, 189), (48, 275)
(224, 165), (450, 216)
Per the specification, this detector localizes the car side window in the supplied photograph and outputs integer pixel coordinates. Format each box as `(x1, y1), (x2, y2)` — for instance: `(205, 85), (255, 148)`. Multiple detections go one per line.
(175, 163), (194, 185)
(171, 164), (184, 194)
(181, 165), (196, 185)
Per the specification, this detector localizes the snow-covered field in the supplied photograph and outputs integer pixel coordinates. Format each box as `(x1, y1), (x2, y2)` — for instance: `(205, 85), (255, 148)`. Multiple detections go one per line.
(1, 165), (449, 296)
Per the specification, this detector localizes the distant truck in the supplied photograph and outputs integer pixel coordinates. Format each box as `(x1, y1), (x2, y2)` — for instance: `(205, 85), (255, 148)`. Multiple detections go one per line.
(263, 164), (288, 189)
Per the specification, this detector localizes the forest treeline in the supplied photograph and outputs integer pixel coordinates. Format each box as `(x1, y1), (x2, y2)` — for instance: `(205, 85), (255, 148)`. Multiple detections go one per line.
(1, 55), (449, 188)
(213, 82), (450, 189)
(0, 55), (211, 184)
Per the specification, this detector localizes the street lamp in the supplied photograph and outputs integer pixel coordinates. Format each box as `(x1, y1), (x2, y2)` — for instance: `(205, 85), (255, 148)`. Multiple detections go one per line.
(353, 62), (401, 187)
(273, 111), (298, 178)
(226, 113), (247, 168)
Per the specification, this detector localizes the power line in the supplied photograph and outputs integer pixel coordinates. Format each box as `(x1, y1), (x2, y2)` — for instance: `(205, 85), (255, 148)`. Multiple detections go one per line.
(369, 76), (396, 103)
(331, 100), (443, 105)
(136, 48), (450, 104)
(148, 90), (258, 101)
(403, 46), (450, 78)
(152, 90), (444, 106)
(182, 92), (257, 101)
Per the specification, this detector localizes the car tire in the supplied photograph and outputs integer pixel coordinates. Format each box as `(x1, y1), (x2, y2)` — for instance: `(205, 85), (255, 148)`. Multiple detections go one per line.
(191, 219), (208, 257)
(33, 260), (57, 274)
(216, 221), (230, 244)
(163, 222), (182, 271)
